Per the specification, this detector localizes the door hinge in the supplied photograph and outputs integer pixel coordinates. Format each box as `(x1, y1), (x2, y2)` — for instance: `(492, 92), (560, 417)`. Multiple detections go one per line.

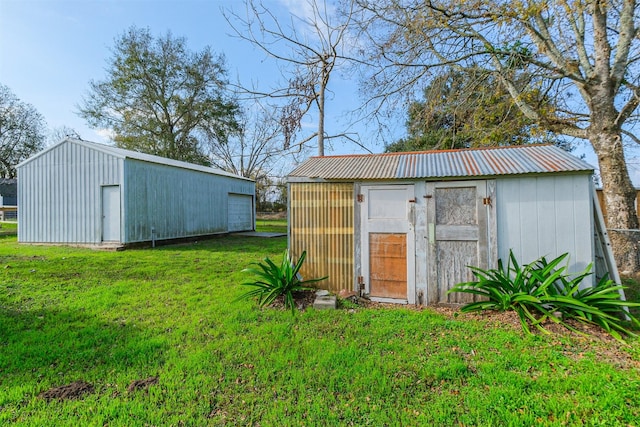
(357, 194), (364, 203)
(483, 197), (492, 206)
(357, 276), (365, 290)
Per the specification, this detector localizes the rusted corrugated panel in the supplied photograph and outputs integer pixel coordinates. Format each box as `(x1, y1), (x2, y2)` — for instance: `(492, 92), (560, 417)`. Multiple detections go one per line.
(289, 183), (354, 292)
(289, 155), (400, 180)
(397, 145), (593, 178)
(289, 145), (593, 181)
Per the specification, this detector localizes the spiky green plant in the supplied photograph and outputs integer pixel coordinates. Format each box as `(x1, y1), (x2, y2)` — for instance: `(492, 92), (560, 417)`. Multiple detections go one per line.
(237, 250), (327, 312)
(449, 251), (640, 340)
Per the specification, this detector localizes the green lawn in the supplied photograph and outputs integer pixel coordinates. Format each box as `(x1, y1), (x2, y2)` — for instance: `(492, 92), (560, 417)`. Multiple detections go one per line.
(255, 218), (287, 234)
(1, 231), (639, 426)
(0, 221), (17, 235)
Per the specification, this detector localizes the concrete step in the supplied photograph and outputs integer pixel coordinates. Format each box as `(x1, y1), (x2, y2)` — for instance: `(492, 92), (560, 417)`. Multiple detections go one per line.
(313, 295), (337, 310)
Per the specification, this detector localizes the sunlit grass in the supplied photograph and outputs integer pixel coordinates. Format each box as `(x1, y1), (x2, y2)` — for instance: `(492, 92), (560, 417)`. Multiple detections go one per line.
(255, 218), (287, 234)
(0, 232), (638, 426)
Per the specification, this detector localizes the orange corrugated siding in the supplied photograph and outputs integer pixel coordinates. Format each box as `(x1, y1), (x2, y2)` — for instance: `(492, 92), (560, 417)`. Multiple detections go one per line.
(289, 183), (354, 292)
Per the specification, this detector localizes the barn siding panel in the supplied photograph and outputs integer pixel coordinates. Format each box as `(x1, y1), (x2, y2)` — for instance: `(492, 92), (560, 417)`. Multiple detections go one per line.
(18, 143), (123, 244)
(289, 183), (354, 292)
(496, 175), (593, 284)
(124, 160), (254, 243)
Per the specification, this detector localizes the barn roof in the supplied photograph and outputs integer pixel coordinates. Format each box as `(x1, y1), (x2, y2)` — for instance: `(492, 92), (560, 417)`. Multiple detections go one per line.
(288, 144), (593, 181)
(17, 138), (254, 182)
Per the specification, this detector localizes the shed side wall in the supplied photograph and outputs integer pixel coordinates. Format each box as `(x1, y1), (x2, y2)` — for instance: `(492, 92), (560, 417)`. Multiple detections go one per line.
(289, 183), (354, 292)
(496, 174), (594, 285)
(123, 160), (254, 243)
(18, 142), (123, 243)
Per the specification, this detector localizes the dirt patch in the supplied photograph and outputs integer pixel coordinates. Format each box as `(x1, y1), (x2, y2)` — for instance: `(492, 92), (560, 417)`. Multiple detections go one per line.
(269, 290), (317, 310)
(39, 380), (94, 401)
(127, 376), (158, 393)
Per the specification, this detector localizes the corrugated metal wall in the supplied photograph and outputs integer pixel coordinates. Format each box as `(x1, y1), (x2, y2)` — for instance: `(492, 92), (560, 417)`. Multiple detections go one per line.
(18, 142), (123, 243)
(289, 183), (354, 292)
(124, 160), (254, 243)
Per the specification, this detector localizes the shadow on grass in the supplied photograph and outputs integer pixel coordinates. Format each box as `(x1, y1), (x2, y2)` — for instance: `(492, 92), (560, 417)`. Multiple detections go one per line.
(151, 234), (286, 255)
(0, 306), (167, 382)
(622, 276), (640, 320)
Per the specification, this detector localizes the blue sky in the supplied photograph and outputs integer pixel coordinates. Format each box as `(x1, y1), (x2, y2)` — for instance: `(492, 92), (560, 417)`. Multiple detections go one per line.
(1, 0), (639, 183)
(0, 0), (373, 158)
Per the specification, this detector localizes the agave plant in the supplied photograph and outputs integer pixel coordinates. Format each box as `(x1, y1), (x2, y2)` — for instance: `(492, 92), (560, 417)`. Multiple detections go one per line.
(448, 251), (640, 340)
(237, 250), (327, 312)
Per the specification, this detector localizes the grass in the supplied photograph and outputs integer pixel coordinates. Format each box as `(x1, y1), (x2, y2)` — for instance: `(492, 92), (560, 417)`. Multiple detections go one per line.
(0, 229), (639, 426)
(255, 218), (287, 234)
(0, 221), (17, 235)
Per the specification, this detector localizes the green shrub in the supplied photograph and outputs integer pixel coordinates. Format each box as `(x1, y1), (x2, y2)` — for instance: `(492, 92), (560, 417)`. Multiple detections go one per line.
(237, 250), (327, 312)
(448, 251), (640, 340)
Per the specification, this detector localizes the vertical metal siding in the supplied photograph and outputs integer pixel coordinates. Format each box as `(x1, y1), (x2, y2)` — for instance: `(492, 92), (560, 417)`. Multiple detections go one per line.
(289, 183), (354, 292)
(123, 160), (254, 243)
(496, 174), (594, 286)
(18, 142), (123, 243)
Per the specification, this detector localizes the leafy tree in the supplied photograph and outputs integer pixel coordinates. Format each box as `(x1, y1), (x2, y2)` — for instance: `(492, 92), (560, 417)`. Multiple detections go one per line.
(78, 26), (240, 165)
(354, 0), (640, 272)
(385, 68), (560, 152)
(0, 84), (46, 178)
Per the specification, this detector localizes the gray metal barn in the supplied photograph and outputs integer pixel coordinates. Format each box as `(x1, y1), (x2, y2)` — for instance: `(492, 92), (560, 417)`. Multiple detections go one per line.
(287, 144), (619, 305)
(17, 138), (255, 246)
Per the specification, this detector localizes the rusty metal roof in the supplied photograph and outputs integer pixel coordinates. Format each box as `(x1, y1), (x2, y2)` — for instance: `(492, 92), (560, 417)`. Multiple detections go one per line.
(288, 145), (593, 181)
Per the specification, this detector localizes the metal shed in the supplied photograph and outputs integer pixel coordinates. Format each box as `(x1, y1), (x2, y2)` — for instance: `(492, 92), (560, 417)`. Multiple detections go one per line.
(287, 144), (618, 305)
(17, 138), (255, 246)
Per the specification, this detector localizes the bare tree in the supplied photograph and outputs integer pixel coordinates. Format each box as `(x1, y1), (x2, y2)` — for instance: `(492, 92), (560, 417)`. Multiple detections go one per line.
(0, 84), (46, 178)
(225, 0), (358, 156)
(208, 102), (285, 179)
(48, 126), (81, 145)
(353, 0), (640, 273)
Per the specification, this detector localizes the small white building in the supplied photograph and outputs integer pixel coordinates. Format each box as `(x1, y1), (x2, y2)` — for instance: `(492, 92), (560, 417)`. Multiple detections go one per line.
(17, 138), (255, 246)
(287, 144), (618, 305)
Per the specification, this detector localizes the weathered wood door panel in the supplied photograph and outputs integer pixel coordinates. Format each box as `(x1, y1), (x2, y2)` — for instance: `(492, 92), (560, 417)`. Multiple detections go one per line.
(369, 233), (407, 299)
(427, 180), (495, 304)
(361, 185), (415, 303)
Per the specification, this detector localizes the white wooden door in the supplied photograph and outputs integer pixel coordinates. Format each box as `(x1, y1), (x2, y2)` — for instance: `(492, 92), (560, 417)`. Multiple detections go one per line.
(361, 185), (415, 303)
(228, 194), (253, 232)
(426, 180), (494, 304)
(102, 185), (121, 242)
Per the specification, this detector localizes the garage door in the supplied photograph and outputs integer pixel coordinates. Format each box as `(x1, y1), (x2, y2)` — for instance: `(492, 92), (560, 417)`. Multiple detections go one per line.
(228, 194), (253, 232)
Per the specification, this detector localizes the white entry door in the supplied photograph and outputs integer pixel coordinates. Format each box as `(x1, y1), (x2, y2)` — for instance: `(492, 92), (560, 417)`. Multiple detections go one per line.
(102, 185), (121, 242)
(361, 185), (415, 303)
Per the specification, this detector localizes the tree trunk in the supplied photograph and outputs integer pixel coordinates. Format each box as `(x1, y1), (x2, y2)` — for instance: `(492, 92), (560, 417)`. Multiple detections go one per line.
(317, 78), (325, 157)
(591, 130), (640, 274)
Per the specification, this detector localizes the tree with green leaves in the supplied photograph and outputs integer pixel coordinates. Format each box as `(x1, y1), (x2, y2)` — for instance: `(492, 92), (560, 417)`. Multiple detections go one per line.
(78, 26), (240, 166)
(0, 84), (46, 178)
(385, 68), (560, 152)
(354, 0), (640, 272)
